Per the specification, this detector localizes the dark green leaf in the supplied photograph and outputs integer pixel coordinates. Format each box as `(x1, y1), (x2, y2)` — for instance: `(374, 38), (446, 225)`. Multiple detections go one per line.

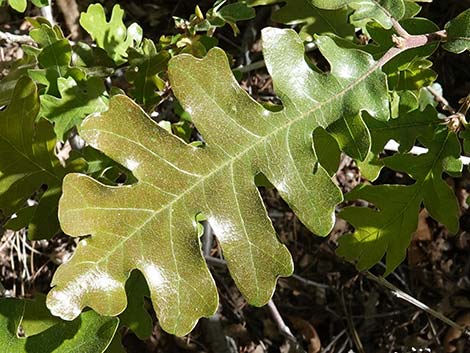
(339, 107), (461, 274)
(119, 270), (153, 339)
(443, 9), (470, 54)
(40, 76), (109, 139)
(126, 39), (170, 110)
(0, 298), (118, 353)
(311, 0), (405, 29)
(272, 0), (354, 41)
(0, 77), (81, 239)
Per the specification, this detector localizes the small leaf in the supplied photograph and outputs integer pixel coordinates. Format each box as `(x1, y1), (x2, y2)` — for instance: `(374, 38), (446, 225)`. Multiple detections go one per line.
(21, 294), (60, 336)
(272, 0), (354, 41)
(313, 128), (341, 176)
(126, 39), (170, 110)
(80, 4), (143, 65)
(327, 113), (371, 161)
(8, 0), (26, 12)
(40, 76), (109, 139)
(0, 54), (36, 106)
(443, 9), (470, 54)
(0, 298), (118, 353)
(387, 57), (436, 90)
(30, 0), (49, 7)
(26, 21), (85, 96)
(359, 104), (435, 180)
(311, 0), (405, 29)
(218, 3), (255, 22)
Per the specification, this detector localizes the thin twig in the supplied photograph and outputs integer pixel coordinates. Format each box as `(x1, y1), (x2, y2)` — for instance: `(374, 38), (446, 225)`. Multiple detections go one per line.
(205, 255), (330, 289)
(40, 0), (55, 25)
(205, 255), (226, 267)
(292, 274), (330, 289)
(426, 86), (456, 113)
(340, 290), (365, 353)
(320, 329), (346, 353)
(378, 30), (445, 68)
(365, 271), (470, 337)
(0, 30), (32, 44)
(204, 254), (300, 348)
(267, 299), (297, 341)
(202, 221), (213, 257)
(238, 59), (265, 73)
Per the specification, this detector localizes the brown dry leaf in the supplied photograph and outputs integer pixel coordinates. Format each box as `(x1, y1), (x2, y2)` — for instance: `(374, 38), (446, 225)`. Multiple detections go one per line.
(57, 0), (80, 39)
(444, 312), (470, 353)
(328, 218), (349, 244)
(263, 318), (281, 342)
(408, 209), (431, 266)
(288, 316), (321, 353)
(456, 231), (470, 250)
(224, 323), (251, 346)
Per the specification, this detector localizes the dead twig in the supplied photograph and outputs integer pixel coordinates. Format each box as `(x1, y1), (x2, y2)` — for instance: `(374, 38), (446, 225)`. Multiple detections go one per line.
(340, 290), (365, 353)
(426, 86), (456, 113)
(320, 329), (346, 353)
(40, 0), (55, 25)
(365, 271), (470, 337)
(267, 299), (296, 341)
(0, 30), (32, 44)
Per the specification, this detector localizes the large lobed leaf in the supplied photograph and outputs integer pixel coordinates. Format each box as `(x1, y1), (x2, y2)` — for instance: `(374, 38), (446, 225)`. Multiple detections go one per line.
(49, 27), (389, 335)
(0, 77), (80, 239)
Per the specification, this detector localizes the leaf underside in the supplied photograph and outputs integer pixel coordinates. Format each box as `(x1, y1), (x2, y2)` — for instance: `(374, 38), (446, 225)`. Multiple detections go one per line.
(50, 27), (389, 336)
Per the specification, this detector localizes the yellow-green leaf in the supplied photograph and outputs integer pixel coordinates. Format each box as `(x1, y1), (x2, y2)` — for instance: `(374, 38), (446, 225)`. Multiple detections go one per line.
(50, 28), (390, 336)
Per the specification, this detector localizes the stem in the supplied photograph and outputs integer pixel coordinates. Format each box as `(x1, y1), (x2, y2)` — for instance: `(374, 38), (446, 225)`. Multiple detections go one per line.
(267, 300), (297, 342)
(366, 271), (470, 337)
(0, 31), (32, 44)
(40, 0), (55, 25)
(378, 30), (447, 68)
(426, 86), (456, 113)
(201, 221), (213, 257)
(391, 17), (411, 38)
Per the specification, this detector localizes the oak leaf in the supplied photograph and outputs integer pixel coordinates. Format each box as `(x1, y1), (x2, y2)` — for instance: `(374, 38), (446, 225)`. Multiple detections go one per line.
(49, 27), (389, 335)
